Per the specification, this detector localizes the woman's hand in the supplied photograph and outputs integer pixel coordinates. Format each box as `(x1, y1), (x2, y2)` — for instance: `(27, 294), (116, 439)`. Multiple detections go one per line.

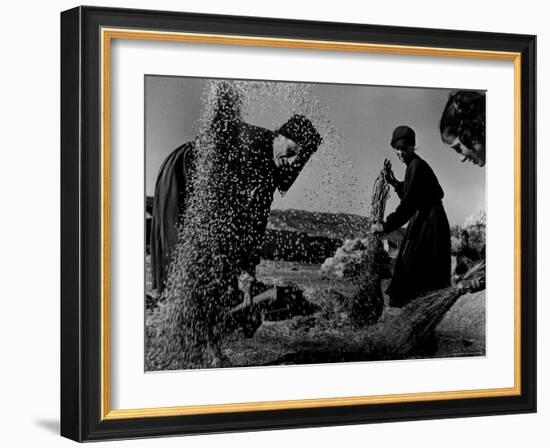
(370, 222), (384, 234)
(382, 158), (397, 186)
(238, 271), (255, 307)
(457, 277), (485, 294)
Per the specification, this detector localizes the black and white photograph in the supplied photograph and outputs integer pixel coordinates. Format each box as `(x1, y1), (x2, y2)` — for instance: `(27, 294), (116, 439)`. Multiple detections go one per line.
(144, 77), (487, 371)
(0, 0), (544, 444)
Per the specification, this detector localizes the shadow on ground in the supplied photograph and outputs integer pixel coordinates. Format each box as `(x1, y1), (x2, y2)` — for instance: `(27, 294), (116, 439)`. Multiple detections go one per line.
(34, 419), (59, 435)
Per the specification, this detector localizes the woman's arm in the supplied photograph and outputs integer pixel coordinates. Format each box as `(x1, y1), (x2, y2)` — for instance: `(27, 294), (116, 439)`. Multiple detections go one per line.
(393, 180), (404, 199)
(383, 158), (404, 198)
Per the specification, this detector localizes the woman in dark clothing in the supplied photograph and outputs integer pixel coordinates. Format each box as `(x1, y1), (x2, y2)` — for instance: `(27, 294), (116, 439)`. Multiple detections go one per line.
(373, 125), (451, 307)
(149, 114), (321, 297)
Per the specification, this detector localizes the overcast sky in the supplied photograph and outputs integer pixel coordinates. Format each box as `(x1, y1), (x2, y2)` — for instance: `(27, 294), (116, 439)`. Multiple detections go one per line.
(145, 76), (485, 226)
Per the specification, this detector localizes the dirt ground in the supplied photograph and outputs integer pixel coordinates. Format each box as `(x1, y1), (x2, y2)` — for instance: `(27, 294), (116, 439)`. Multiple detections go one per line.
(258, 260), (485, 355)
(146, 258), (485, 368)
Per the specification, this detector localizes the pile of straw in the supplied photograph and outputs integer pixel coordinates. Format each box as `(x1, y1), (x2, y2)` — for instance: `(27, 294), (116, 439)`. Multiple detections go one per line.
(262, 261), (486, 365)
(367, 259), (486, 358)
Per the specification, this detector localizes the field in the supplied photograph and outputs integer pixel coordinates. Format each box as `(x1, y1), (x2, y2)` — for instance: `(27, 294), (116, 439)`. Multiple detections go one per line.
(146, 257), (485, 368)
(145, 208), (485, 368)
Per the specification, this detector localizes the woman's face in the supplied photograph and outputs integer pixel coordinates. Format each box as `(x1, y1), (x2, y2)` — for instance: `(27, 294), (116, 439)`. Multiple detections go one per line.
(393, 140), (415, 165)
(273, 134), (298, 168)
(443, 132), (486, 167)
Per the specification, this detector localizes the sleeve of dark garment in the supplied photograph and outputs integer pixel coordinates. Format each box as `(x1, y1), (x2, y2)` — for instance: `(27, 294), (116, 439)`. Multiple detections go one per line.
(383, 159), (425, 234)
(236, 184), (274, 276)
(393, 180), (404, 199)
(233, 125), (276, 276)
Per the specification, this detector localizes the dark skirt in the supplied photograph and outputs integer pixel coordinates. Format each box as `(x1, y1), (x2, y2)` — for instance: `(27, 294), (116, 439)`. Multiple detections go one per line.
(386, 202), (451, 307)
(150, 142), (195, 293)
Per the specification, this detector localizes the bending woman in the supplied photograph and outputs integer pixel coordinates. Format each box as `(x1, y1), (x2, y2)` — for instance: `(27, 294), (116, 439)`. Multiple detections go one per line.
(439, 90), (486, 167)
(373, 125), (451, 307)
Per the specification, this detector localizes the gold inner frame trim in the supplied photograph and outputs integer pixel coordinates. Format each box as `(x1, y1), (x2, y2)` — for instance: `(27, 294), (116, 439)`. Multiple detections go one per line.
(100, 27), (522, 421)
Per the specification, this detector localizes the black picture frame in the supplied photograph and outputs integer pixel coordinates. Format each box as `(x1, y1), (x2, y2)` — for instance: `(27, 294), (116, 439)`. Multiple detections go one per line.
(61, 5), (536, 442)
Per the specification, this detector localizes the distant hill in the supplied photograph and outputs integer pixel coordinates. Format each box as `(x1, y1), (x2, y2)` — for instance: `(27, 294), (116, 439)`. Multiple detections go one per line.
(146, 200), (371, 240)
(265, 209), (405, 262)
(144, 201), (404, 263)
(267, 209), (370, 240)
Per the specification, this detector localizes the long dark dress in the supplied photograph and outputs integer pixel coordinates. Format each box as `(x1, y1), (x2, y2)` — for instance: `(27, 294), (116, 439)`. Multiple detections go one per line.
(150, 141), (195, 293)
(383, 154), (451, 307)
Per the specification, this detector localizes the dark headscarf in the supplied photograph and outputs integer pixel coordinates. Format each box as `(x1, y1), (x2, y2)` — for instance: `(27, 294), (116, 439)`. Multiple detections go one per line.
(274, 115), (322, 194)
(277, 114), (322, 150)
(390, 125), (416, 147)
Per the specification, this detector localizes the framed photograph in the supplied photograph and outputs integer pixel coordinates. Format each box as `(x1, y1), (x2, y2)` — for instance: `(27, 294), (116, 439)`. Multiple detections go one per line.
(60, 6), (536, 442)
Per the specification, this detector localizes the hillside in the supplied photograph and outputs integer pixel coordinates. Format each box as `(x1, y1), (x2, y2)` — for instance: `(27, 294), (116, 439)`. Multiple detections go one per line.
(144, 203), (405, 261)
(267, 208), (370, 240)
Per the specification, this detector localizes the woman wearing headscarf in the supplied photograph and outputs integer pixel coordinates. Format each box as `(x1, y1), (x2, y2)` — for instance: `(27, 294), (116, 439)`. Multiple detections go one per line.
(372, 125), (451, 307)
(149, 112), (321, 298)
